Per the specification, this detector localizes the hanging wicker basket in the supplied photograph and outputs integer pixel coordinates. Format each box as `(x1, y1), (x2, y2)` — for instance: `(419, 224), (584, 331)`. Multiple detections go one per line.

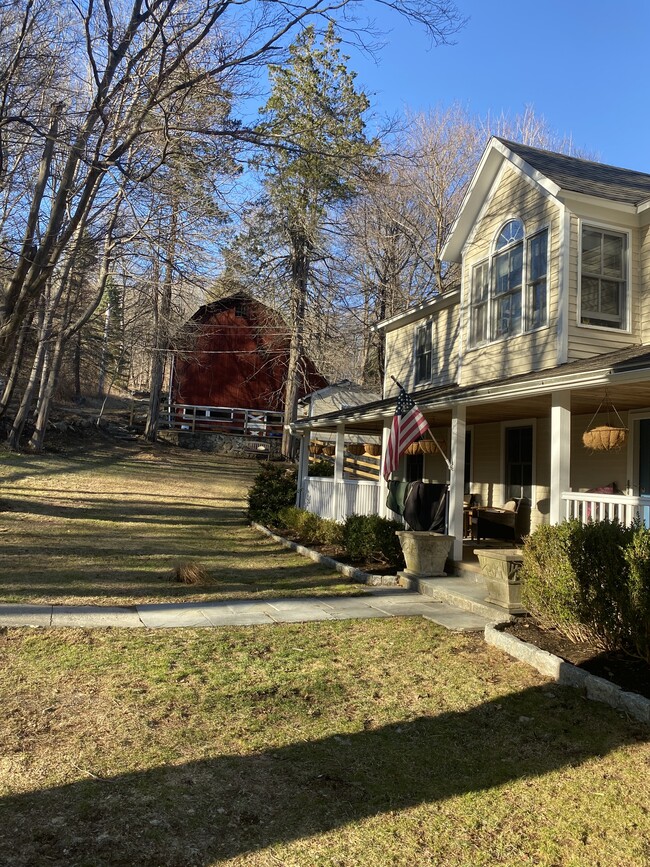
(419, 438), (446, 455)
(322, 445), (335, 456)
(582, 393), (628, 452)
(364, 444), (381, 457)
(347, 443), (365, 455)
(310, 443), (323, 455)
(582, 425), (627, 452)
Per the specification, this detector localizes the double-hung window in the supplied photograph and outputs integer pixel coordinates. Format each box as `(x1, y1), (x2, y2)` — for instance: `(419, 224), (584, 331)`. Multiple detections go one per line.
(526, 230), (548, 330)
(470, 261), (489, 345)
(493, 230), (523, 339)
(414, 322), (432, 384)
(580, 226), (627, 329)
(468, 219), (549, 345)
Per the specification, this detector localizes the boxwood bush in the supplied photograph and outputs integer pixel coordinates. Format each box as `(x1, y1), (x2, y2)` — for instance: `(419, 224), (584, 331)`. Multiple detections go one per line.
(246, 463), (297, 526)
(521, 518), (650, 662)
(342, 514), (404, 567)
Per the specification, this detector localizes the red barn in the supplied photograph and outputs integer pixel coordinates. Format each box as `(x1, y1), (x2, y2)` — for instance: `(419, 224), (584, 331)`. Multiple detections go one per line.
(170, 293), (328, 437)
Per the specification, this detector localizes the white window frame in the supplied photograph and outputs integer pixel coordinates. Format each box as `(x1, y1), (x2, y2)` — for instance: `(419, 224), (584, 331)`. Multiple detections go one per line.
(414, 321), (433, 385)
(577, 220), (630, 333)
(469, 260), (489, 347)
(499, 418), (536, 507)
(467, 221), (550, 348)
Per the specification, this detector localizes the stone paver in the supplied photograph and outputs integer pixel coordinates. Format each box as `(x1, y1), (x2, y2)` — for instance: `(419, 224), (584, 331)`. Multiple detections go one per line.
(423, 604), (493, 632)
(0, 589), (494, 631)
(50, 605), (143, 628)
(0, 604), (52, 627)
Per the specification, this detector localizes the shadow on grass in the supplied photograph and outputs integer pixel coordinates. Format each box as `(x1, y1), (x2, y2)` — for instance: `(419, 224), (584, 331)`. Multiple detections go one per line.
(1, 685), (646, 866)
(3, 495), (245, 526)
(1, 550), (351, 601)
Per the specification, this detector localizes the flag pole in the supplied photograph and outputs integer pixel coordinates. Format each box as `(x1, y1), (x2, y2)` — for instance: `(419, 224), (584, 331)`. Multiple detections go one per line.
(390, 375), (453, 472)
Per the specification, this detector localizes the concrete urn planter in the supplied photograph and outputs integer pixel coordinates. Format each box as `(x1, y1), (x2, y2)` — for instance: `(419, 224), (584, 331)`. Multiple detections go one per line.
(396, 531), (454, 578)
(474, 548), (526, 613)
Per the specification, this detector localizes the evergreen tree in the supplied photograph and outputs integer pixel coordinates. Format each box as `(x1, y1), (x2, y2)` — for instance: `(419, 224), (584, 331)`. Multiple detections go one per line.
(258, 23), (376, 457)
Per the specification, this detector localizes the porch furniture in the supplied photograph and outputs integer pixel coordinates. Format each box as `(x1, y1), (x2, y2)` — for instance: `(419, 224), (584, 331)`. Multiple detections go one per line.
(473, 498), (530, 543)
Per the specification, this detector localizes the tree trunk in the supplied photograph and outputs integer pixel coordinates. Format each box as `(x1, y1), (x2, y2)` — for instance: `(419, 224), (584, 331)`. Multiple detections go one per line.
(0, 315), (31, 418)
(144, 208), (177, 442)
(29, 332), (65, 452)
(281, 232), (309, 459)
(6, 302), (47, 449)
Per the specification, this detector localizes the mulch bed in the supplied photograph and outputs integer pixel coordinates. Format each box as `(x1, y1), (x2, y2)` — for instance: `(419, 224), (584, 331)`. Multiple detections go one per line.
(271, 528), (398, 577)
(503, 617), (650, 700)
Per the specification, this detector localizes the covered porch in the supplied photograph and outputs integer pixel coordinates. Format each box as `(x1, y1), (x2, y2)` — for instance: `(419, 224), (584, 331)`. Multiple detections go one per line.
(294, 351), (650, 568)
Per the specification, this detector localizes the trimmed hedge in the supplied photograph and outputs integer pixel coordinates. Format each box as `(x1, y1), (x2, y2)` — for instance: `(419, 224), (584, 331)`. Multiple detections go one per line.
(342, 514), (404, 567)
(268, 505), (404, 569)
(520, 519), (650, 662)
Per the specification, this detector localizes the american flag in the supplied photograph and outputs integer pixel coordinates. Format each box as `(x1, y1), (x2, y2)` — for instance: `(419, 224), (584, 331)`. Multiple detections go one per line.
(382, 387), (430, 480)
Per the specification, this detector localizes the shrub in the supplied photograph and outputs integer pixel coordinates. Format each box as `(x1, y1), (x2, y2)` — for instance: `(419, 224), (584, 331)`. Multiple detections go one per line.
(308, 459), (334, 477)
(247, 463), (297, 526)
(520, 521), (587, 642)
(316, 518), (345, 548)
(623, 526), (650, 663)
(521, 518), (650, 661)
(342, 514), (404, 567)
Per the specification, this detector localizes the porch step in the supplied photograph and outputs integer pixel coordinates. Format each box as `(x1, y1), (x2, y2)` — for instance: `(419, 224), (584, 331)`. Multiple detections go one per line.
(398, 574), (512, 622)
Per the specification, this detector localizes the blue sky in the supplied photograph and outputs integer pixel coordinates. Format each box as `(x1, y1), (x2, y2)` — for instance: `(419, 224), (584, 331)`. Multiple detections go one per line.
(346, 0), (650, 172)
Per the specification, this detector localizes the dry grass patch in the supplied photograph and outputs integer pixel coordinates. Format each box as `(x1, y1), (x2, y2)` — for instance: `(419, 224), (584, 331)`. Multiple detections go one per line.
(0, 618), (648, 866)
(0, 443), (357, 605)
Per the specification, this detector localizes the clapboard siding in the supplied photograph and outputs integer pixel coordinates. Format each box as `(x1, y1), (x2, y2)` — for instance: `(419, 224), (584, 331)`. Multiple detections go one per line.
(570, 412), (629, 492)
(460, 166), (560, 386)
(641, 224), (650, 344)
(384, 302), (460, 397)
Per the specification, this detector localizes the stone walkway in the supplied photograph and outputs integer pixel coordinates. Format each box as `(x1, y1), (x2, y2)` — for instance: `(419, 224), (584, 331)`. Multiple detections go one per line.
(0, 587), (492, 632)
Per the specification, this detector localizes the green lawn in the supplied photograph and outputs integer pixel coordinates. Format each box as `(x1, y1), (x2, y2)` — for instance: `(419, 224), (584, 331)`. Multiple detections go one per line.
(0, 443), (355, 605)
(0, 619), (648, 866)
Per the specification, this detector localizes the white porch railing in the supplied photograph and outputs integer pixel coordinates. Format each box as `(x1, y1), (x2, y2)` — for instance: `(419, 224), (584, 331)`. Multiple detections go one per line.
(562, 492), (650, 527)
(303, 477), (380, 521)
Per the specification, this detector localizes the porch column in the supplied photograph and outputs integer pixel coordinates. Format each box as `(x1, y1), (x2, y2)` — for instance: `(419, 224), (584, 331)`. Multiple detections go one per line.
(449, 405), (466, 562)
(333, 423), (346, 521)
(550, 390), (571, 524)
(378, 418), (391, 518)
(296, 430), (310, 508)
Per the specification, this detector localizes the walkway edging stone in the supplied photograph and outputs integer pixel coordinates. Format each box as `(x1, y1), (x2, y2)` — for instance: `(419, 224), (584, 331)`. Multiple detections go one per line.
(485, 622), (650, 725)
(252, 522), (399, 586)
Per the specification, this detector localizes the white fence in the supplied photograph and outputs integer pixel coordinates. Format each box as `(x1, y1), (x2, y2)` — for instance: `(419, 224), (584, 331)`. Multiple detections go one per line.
(303, 478), (380, 522)
(562, 492), (650, 527)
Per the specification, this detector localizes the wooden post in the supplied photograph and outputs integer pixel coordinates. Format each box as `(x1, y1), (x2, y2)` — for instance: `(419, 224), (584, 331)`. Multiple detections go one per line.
(296, 431), (310, 509)
(334, 423), (346, 521)
(550, 390), (571, 524)
(449, 405), (466, 562)
(378, 418), (391, 518)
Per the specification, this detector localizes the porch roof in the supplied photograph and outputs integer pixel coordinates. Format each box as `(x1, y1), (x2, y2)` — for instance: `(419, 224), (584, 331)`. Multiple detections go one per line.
(293, 344), (650, 434)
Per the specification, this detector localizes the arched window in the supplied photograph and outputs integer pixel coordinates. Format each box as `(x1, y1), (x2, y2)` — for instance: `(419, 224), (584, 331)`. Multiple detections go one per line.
(469, 219), (548, 346)
(493, 220), (524, 338)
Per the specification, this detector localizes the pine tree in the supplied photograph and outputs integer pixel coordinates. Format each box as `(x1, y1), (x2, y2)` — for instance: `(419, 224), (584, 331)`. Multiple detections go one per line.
(258, 23), (376, 457)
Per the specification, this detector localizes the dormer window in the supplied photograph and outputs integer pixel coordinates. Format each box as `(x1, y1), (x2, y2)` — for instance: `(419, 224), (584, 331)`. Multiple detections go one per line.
(468, 220), (548, 347)
(580, 226), (627, 329)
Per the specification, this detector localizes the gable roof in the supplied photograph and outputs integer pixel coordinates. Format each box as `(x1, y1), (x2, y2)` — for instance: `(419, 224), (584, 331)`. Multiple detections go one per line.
(497, 138), (650, 206)
(442, 137), (650, 262)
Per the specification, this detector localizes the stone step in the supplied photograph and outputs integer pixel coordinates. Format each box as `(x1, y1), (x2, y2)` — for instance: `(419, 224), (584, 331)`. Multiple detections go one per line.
(398, 573), (511, 622)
